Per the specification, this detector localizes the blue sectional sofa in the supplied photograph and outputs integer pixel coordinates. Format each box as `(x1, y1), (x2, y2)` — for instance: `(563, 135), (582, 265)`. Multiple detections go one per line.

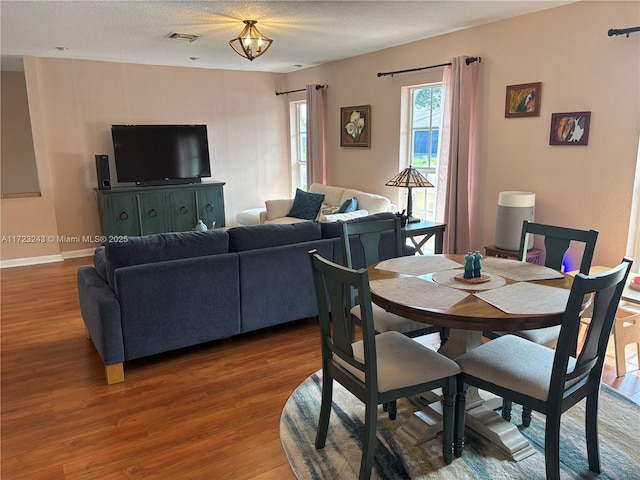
(77, 212), (410, 384)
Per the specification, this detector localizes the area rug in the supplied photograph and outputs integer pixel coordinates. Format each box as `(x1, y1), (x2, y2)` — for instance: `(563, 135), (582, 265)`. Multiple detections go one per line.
(280, 371), (640, 479)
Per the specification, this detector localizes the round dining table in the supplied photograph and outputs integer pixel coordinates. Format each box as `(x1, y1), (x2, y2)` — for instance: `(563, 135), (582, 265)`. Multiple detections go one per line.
(367, 253), (576, 461)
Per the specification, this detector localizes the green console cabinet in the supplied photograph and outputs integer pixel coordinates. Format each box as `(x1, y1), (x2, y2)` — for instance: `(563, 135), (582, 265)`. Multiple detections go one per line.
(95, 182), (226, 237)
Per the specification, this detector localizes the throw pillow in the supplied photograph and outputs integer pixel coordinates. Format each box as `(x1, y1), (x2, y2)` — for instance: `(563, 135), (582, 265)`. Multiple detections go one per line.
(320, 203), (339, 216)
(338, 197), (358, 213)
(287, 188), (325, 220)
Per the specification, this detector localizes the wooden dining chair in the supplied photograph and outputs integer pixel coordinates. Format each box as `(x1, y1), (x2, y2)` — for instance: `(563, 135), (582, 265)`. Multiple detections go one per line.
(486, 220), (599, 425)
(340, 218), (448, 343)
(308, 250), (460, 480)
(487, 220), (599, 348)
(454, 258), (633, 480)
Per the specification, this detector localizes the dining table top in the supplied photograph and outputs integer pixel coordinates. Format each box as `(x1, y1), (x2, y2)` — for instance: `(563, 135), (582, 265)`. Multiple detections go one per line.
(368, 253), (577, 332)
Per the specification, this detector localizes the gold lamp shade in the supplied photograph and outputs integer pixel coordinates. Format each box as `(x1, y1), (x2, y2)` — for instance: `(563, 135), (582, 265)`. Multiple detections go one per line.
(385, 167), (434, 223)
(229, 20), (273, 61)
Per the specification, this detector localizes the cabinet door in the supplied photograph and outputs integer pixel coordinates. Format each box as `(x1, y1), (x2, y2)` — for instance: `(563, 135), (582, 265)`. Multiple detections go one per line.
(138, 193), (169, 235)
(101, 193), (140, 237)
(196, 186), (226, 228)
(167, 190), (197, 232)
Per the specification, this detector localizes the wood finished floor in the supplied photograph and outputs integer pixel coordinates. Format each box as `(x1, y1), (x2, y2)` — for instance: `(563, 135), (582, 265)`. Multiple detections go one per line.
(2, 257), (639, 479)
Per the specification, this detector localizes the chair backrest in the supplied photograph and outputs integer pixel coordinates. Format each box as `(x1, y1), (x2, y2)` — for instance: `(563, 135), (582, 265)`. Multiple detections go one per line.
(549, 257), (633, 402)
(308, 249), (379, 391)
(340, 217), (403, 269)
(518, 220), (598, 274)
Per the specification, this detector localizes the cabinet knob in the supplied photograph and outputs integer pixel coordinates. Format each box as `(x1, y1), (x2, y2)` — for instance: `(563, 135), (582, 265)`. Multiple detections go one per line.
(205, 204), (214, 212)
(180, 206), (188, 214)
(148, 209), (157, 218)
(119, 211), (129, 220)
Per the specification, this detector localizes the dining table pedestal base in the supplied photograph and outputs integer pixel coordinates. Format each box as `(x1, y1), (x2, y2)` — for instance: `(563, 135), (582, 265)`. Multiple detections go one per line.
(396, 329), (538, 461)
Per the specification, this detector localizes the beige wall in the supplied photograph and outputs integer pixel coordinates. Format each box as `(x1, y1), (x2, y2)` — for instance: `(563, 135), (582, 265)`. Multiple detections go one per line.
(1, 72), (40, 196)
(1, 59), (291, 261)
(2, 1), (638, 268)
(285, 1), (640, 268)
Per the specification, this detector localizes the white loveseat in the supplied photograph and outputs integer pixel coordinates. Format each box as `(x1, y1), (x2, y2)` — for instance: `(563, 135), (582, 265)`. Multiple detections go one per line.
(259, 184), (396, 225)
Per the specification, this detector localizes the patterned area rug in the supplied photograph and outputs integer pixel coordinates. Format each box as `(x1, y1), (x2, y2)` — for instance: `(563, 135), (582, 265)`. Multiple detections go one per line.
(280, 371), (640, 479)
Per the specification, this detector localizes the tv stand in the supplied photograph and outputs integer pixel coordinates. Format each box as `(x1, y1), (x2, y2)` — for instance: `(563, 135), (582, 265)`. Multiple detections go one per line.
(95, 182), (225, 237)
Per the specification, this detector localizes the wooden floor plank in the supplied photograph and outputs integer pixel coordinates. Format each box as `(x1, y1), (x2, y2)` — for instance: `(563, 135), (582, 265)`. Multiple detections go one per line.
(1, 257), (638, 479)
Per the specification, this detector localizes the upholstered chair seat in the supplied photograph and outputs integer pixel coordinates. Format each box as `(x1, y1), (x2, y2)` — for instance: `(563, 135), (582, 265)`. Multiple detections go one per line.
(338, 330), (460, 392)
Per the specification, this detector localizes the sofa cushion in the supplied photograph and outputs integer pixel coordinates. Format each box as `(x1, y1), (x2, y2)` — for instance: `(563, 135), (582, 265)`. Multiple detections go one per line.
(93, 246), (108, 282)
(320, 212), (398, 239)
(105, 230), (229, 287)
(264, 199), (295, 221)
(228, 221), (322, 252)
(338, 197), (358, 213)
(287, 188), (325, 220)
(309, 184), (345, 207)
(341, 188), (391, 214)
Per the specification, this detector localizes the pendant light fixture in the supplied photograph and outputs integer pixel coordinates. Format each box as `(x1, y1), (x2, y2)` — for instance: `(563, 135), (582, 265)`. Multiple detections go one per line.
(229, 20), (273, 61)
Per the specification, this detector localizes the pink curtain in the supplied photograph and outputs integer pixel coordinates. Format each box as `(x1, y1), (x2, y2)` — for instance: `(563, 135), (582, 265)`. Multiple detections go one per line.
(306, 85), (327, 186)
(435, 56), (481, 253)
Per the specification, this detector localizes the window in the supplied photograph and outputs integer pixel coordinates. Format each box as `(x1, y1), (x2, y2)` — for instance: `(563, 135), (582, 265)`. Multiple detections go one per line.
(290, 101), (307, 191)
(407, 84), (442, 222)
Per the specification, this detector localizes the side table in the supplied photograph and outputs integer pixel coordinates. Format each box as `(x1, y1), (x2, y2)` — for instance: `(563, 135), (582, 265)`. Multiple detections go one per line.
(484, 244), (542, 264)
(404, 221), (446, 255)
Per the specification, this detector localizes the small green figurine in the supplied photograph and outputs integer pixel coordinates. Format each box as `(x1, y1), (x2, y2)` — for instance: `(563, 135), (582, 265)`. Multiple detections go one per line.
(473, 250), (483, 278)
(464, 252), (475, 279)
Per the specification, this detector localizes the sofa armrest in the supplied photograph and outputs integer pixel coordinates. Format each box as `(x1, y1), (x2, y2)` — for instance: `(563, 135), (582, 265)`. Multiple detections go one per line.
(77, 266), (125, 366)
(264, 199), (295, 222)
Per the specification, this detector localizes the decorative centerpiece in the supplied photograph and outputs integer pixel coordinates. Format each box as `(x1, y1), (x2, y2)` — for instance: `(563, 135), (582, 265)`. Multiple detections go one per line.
(456, 251), (491, 284)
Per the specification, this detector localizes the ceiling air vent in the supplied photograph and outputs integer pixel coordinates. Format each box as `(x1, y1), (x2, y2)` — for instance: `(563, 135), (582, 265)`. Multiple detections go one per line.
(166, 32), (200, 43)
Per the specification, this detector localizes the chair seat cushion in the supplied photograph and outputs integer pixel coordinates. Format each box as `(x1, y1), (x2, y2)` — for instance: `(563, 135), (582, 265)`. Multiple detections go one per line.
(455, 335), (576, 401)
(494, 326), (560, 348)
(351, 304), (435, 335)
(342, 331), (460, 393)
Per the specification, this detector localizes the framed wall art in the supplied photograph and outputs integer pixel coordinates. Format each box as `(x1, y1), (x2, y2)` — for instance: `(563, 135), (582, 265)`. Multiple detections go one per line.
(505, 82), (542, 118)
(549, 111), (591, 146)
(340, 105), (370, 147)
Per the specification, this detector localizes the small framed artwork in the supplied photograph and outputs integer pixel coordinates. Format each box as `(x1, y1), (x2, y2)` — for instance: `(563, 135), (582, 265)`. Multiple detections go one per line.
(549, 111), (591, 146)
(505, 82), (542, 118)
(340, 105), (370, 147)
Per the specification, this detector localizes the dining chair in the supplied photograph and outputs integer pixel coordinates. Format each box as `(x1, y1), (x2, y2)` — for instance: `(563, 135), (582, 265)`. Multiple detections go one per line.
(308, 250), (461, 480)
(486, 220), (599, 348)
(454, 258), (633, 480)
(486, 220), (599, 425)
(340, 218), (448, 343)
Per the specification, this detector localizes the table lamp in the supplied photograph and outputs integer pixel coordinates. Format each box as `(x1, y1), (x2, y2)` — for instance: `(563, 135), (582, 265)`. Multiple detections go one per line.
(385, 167), (434, 223)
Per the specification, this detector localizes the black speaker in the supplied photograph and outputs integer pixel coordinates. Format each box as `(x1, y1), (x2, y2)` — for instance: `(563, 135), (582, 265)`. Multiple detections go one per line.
(95, 154), (111, 190)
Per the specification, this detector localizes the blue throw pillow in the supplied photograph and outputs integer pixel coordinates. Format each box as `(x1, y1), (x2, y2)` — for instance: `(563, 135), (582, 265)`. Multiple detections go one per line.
(287, 188), (325, 220)
(338, 197), (358, 213)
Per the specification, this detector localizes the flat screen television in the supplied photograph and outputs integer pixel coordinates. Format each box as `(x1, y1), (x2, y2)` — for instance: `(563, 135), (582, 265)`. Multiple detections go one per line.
(111, 124), (211, 186)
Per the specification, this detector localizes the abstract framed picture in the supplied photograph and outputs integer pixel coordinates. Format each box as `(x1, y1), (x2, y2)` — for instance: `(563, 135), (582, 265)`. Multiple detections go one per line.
(549, 111), (591, 146)
(340, 105), (370, 147)
(505, 82), (542, 118)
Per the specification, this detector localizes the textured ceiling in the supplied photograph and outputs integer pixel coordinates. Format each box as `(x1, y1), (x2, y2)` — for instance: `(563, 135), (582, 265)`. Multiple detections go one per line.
(1, 1), (575, 73)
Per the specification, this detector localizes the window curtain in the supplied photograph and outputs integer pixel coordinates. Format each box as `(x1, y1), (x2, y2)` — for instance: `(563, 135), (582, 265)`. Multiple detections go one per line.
(626, 135), (640, 273)
(306, 85), (327, 186)
(435, 56), (481, 253)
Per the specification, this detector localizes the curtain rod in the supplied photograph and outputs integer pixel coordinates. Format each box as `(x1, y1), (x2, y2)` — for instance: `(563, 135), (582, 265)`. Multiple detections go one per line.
(377, 56), (481, 78)
(608, 26), (640, 37)
(275, 84), (327, 96)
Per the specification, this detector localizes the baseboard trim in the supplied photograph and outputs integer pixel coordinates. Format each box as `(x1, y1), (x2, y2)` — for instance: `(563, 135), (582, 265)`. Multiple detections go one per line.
(0, 254), (64, 269)
(1, 248), (94, 269)
(62, 248), (95, 259)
